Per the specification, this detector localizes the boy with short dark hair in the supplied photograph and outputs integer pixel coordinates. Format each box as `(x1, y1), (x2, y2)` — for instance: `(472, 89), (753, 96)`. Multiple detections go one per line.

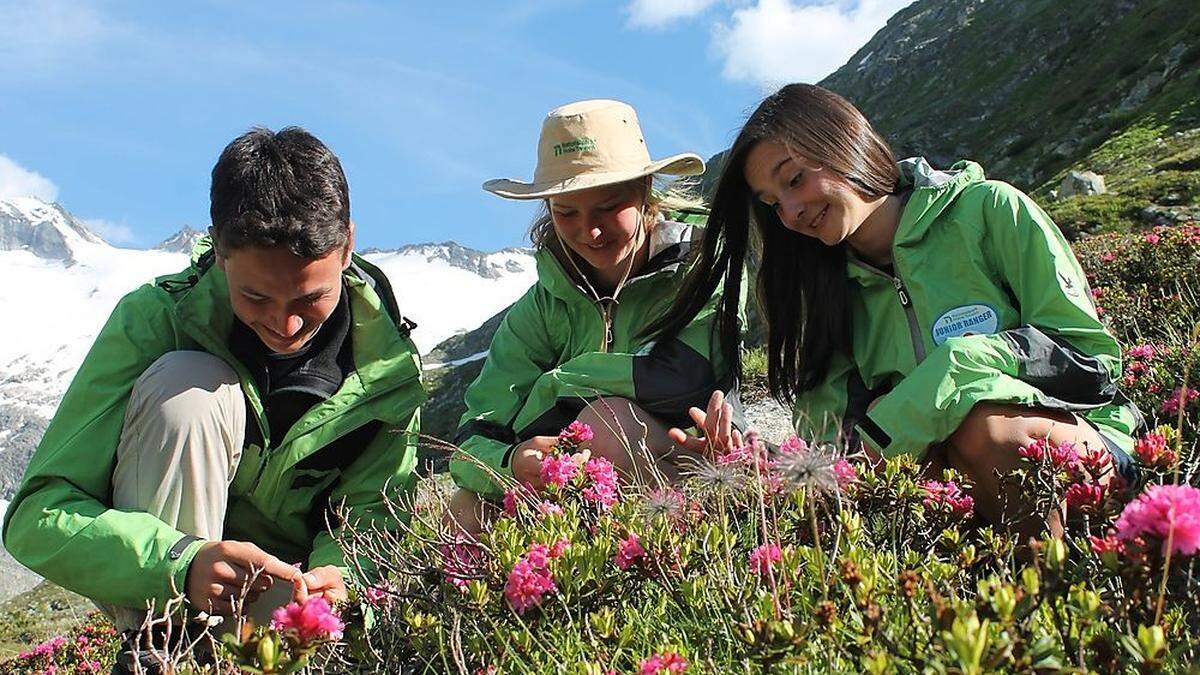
(3, 127), (424, 667)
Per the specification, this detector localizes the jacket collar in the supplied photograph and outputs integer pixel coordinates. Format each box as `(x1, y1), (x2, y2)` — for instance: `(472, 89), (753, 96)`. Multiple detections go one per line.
(163, 238), (420, 397)
(534, 217), (696, 302)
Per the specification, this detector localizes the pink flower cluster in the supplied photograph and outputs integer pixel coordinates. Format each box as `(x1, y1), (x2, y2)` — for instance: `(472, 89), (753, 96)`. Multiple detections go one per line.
(1114, 484), (1200, 557)
(920, 480), (975, 517)
(583, 456), (619, 509)
(1127, 344), (1157, 360)
(1134, 431), (1178, 470)
(1065, 482), (1106, 512)
(442, 541), (485, 591)
(748, 543), (783, 576)
(640, 651), (689, 674)
(615, 533), (646, 570)
(505, 541), (568, 614)
(540, 452), (580, 488)
(271, 596), (345, 643)
(833, 458), (858, 489)
(364, 581), (396, 608)
(1018, 438), (1081, 469)
(559, 420), (595, 446)
(1162, 387), (1199, 415)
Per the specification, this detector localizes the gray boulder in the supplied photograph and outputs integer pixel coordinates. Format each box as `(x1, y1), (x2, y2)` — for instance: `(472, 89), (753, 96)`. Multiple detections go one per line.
(1059, 171), (1107, 198)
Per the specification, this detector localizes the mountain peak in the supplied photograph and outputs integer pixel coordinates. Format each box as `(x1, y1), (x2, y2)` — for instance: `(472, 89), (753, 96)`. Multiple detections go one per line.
(155, 226), (205, 254)
(362, 240), (533, 279)
(0, 197), (106, 262)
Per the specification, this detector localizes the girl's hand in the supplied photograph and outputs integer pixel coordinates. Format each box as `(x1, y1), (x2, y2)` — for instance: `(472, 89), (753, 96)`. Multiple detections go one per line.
(511, 435), (559, 489)
(668, 390), (743, 458)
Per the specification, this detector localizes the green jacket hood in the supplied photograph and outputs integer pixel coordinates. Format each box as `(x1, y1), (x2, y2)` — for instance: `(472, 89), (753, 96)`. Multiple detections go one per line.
(893, 157), (987, 247)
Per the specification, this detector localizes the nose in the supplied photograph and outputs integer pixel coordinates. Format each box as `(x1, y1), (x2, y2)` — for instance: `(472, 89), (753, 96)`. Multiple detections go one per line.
(275, 314), (304, 338)
(778, 195), (806, 227)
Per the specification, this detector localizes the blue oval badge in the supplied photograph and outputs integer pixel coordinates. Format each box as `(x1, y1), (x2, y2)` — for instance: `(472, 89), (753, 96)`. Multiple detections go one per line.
(931, 304), (999, 345)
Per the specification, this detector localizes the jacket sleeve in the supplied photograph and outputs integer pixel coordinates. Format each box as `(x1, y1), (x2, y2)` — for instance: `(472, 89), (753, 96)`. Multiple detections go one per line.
(449, 287), (559, 498)
(1, 288), (203, 609)
(308, 408), (421, 580)
(792, 351), (879, 448)
(858, 182), (1124, 458)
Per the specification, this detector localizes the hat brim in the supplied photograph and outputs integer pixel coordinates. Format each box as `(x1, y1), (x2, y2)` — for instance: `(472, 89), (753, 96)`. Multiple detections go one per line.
(482, 153), (705, 200)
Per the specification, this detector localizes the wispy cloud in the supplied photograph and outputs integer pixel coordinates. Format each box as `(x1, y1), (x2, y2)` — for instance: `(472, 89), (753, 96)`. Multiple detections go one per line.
(0, 155), (59, 201)
(626, 0), (722, 28)
(0, 0), (126, 73)
(80, 217), (136, 245)
(713, 0), (912, 88)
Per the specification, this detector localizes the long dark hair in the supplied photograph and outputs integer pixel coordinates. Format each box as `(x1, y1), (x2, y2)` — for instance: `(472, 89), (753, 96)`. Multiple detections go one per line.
(646, 84), (899, 402)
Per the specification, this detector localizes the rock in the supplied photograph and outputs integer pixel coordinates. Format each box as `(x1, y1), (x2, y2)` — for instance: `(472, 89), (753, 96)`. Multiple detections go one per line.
(1060, 171), (1107, 198)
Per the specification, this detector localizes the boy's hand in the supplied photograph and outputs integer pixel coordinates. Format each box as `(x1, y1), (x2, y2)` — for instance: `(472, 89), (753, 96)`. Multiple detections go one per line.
(293, 565), (348, 604)
(186, 540), (301, 615)
(511, 435), (559, 489)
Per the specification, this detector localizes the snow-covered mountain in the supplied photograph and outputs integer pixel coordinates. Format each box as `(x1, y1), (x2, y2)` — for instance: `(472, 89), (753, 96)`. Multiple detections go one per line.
(0, 196), (536, 500)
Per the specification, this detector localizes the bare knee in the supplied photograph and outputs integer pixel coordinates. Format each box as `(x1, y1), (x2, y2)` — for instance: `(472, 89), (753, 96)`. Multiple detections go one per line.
(443, 488), (493, 537)
(945, 403), (1077, 468)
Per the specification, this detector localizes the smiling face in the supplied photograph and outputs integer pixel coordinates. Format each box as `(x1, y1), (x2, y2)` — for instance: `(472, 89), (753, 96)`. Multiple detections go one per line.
(743, 140), (875, 247)
(218, 240), (351, 355)
(548, 181), (648, 281)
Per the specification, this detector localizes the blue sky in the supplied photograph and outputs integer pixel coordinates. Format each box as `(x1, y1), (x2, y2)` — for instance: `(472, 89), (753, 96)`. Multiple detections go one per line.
(0, 0), (911, 251)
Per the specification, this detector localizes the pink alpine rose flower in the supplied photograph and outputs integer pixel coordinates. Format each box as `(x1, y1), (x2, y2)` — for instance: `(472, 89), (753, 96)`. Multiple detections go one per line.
(583, 456), (620, 509)
(1127, 344), (1156, 360)
(749, 543), (783, 576)
(502, 489), (520, 517)
(1114, 484), (1200, 557)
(615, 534), (646, 570)
(504, 543), (558, 614)
(640, 651), (689, 674)
(1162, 387), (1200, 415)
(1134, 431), (1177, 469)
(271, 596), (345, 643)
(833, 458), (858, 489)
(559, 420), (595, 446)
(1065, 482), (1105, 512)
(540, 452), (580, 488)
(921, 480), (975, 517)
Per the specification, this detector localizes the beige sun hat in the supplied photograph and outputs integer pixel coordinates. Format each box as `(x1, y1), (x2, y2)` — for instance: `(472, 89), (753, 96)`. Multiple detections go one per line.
(483, 99), (705, 200)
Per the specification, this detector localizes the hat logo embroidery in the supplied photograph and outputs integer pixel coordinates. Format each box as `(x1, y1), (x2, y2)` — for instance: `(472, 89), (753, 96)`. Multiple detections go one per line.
(553, 137), (597, 157)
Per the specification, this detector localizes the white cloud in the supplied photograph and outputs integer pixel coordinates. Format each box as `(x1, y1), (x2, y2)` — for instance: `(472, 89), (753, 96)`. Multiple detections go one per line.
(0, 155), (59, 201)
(626, 0), (722, 28)
(80, 217), (136, 245)
(713, 0), (912, 88)
(0, 0), (119, 64)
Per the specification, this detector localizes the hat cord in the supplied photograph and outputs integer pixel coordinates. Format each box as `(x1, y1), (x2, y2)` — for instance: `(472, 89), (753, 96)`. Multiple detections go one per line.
(555, 197), (650, 346)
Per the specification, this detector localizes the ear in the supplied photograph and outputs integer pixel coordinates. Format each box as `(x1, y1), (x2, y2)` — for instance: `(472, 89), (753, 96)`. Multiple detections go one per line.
(342, 221), (356, 270)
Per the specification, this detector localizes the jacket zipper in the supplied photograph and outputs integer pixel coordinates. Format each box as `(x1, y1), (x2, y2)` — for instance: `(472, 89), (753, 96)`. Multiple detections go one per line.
(246, 367), (423, 495)
(597, 300), (614, 353)
(852, 259), (927, 364)
(891, 274), (927, 363)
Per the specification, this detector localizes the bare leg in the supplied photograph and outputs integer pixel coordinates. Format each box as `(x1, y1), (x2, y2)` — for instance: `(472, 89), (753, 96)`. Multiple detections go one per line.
(443, 488), (498, 538)
(943, 403), (1110, 538)
(576, 397), (703, 486)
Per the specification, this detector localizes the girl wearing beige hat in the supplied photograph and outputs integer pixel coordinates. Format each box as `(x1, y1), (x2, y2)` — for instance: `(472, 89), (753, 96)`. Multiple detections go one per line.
(446, 99), (744, 532)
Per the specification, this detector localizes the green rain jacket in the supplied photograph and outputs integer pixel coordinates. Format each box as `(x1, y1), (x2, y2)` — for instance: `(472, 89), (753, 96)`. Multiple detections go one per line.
(451, 213), (738, 497)
(795, 159), (1143, 459)
(2, 239), (426, 610)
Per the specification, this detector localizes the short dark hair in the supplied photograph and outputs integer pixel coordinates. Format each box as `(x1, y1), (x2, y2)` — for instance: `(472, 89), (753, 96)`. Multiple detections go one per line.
(209, 127), (351, 258)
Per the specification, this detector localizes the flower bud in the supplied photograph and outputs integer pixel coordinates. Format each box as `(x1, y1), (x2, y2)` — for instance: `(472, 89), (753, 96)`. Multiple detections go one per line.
(1137, 624), (1166, 660)
(1045, 538), (1067, 571)
(257, 635), (278, 672)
